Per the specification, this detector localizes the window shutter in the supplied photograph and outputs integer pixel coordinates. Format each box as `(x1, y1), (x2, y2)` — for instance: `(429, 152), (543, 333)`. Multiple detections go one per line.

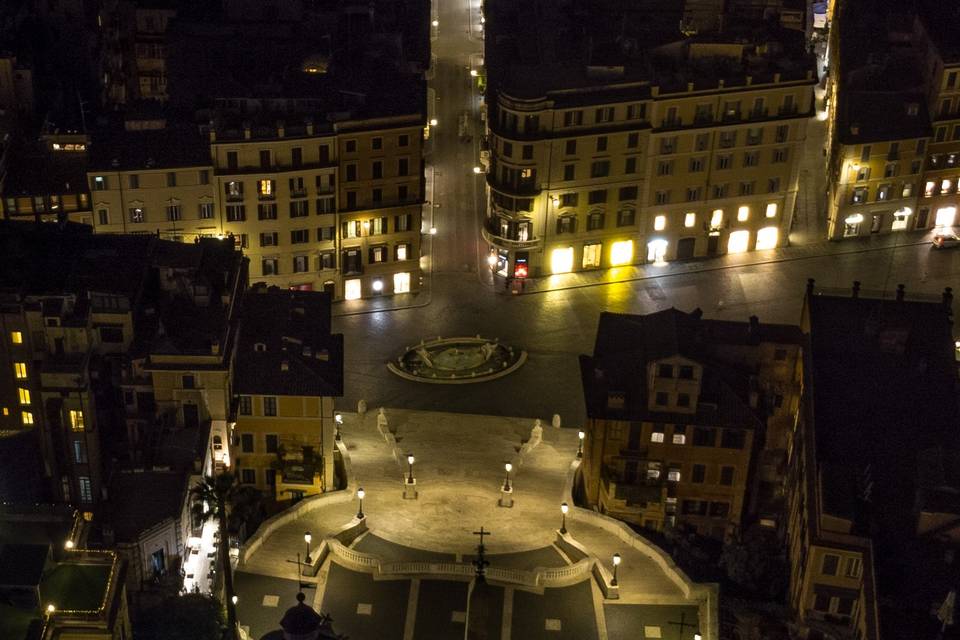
(394, 215), (400, 230)
(341, 221), (348, 237)
(355, 221), (361, 237)
(381, 217), (388, 233)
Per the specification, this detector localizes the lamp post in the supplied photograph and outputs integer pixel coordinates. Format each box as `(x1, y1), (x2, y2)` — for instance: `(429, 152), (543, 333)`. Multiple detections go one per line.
(407, 454), (415, 483)
(356, 487), (365, 519)
(46, 604), (55, 618)
(612, 553), (621, 586)
(560, 502), (569, 534)
(577, 430), (585, 458)
(503, 462), (512, 491)
(64, 539), (74, 550)
(304, 532), (312, 565)
(335, 413), (343, 441)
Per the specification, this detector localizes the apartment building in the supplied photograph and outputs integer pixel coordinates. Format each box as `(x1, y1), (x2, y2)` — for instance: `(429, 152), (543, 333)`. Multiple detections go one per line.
(787, 280), (959, 640)
(86, 123), (217, 240)
(579, 308), (802, 540)
(483, 1), (815, 278)
(2, 134), (92, 225)
(0, 222), (245, 512)
(234, 286), (344, 500)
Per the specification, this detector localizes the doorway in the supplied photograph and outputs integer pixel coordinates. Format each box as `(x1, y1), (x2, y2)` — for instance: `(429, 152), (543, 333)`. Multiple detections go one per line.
(707, 234), (719, 256)
(183, 403), (199, 429)
(870, 214), (883, 233)
(151, 548), (165, 575)
(676, 237), (696, 260)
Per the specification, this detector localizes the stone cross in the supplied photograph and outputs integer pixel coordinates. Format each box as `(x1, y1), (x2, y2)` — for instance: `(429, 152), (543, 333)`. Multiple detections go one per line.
(472, 526), (491, 577)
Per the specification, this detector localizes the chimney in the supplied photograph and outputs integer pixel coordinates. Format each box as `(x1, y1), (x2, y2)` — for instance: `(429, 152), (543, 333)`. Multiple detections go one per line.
(690, 307), (703, 320)
(806, 278), (815, 295)
(211, 340), (220, 355)
(852, 280), (861, 298)
(208, 125), (216, 142)
(243, 121), (252, 140)
(276, 120), (285, 138)
(305, 118), (314, 136)
(896, 284), (905, 301)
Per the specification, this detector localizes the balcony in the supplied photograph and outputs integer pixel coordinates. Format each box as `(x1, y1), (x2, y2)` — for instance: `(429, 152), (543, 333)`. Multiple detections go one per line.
(486, 173), (541, 198)
(481, 224), (540, 251)
(600, 469), (664, 508)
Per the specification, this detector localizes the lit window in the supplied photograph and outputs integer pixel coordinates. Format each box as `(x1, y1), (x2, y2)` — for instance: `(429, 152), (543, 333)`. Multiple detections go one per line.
(756, 226), (778, 250)
(654, 215), (666, 231)
(647, 462), (661, 479)
(14, 362), (27, 379)
(22, 411), (34, 425)
(18, 388), (30, 405)
(942, 179), (953, 193)
(257, 179), (274, 197)
(396, 244), (408, 261)
(672, 433), (686, 445)
(667, 469), (681, 482)
(936, 206), (957, 227)
(684, 212), (696, 228)
(737, 206), (749, 221)
(925, 181), (936, 197)
(651, 431), (665, 443)
(647, 239), (668, 264)
(727, 230), (750, 253)
(70, 410), (85, 432)
(710, 209), (723, 227)
(609, 240), (633, 266)
(10, 331), (22, 344)
(765, 203), (778, 218)
(394, 272), (411, 294)
(344, 279), (362, 300)
(892, 208), (911, 230)
(550, 247), (574, 274)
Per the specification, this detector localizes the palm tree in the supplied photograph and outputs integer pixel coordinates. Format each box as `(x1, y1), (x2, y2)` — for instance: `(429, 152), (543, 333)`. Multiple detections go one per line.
(191, 472), (239, 637)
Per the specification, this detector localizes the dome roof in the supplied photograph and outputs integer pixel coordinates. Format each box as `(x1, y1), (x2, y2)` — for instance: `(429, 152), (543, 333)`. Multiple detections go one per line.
(280, 593), (323, 634)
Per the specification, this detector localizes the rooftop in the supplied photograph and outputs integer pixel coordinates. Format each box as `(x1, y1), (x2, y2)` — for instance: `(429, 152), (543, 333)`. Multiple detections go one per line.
(105, 470), (189, 544)
(804, 288), (960, 536)
(580, 308), (800, 424)
(486, 0), (813, 101)
(1, 142), (88, 198)
(235, 286), (344, 397)
(87, 123), (211, 172)
(40, 561), (112, 612)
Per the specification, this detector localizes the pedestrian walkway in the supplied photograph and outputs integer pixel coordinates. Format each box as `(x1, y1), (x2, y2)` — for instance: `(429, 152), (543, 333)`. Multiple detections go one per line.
(237, 409), (712, 640)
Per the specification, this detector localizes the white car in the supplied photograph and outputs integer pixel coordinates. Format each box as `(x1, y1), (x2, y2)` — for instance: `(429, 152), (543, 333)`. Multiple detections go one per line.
(932, 234), (960, 249)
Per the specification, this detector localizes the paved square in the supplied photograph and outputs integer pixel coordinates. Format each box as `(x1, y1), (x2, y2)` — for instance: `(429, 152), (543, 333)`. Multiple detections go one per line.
(604, 604), (701, 640)
(413, 579), (470, 640)
(321, 562), (409, 640)
(512, 580), (597, 640)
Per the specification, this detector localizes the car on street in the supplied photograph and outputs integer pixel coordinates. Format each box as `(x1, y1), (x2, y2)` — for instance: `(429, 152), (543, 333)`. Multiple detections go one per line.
(932, 233), (960, 249)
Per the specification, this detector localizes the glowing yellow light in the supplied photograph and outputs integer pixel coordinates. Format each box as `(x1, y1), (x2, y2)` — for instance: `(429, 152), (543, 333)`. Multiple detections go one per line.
(470, 69), (478, 77)
(711, 209), (723, 227)
(684, 212), (696, 228)
(765, 203), (778, 218)
(728, 230), (750, 253)
(737, 206), (750, 222)
(550, 247), (574, 274)
(609, 240), (633, 266)
(845, 213), (864, 224)
(654, 215), (666, 231)
(647, 239), (668, 264)
(10, 331), (22, 344)
(756, 226), (778, 250)
(344, 279), (362, 300)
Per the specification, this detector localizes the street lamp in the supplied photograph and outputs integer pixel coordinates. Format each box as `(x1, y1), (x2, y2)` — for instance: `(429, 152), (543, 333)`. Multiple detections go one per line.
(577, 430), (585, 458)
(560, 502), (569, 534)
(430, 118), (438, 127)
(473, 166), (481, 174)
(431, 19), (439, 27)
(612, 553), (621, 586)
(356, 487), (365, 519)
(231, 595), (239, 605)
(470, 69), (478, 77)
(64, 539), (74, 550)
(46, 604), (55, 616)
(486, 253), (497, 267)
(429, 227), (438, 235)
(304, 532), (312, 565)
(406, 454), (415, 483)
(503, 462), (512, 491)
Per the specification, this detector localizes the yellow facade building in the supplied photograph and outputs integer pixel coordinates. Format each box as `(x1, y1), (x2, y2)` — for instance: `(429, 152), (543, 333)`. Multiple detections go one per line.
(233, 286), (343, 500)
(484, 2), (815, 278)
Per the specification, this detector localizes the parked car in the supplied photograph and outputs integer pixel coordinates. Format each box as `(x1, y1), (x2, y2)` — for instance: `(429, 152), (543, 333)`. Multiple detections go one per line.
(932, 234), (960, 249)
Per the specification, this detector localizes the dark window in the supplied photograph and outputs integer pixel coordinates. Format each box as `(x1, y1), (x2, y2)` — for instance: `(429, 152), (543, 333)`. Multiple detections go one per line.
(813, 593), (831, 612)
(182, 375), (195, 389)
(241, 433), (254, 453)
(588, 190), (607, 205)
(590, 161), (610, 178)
(372, 137), (382, 150)
(821, 554), (840, 576)
(836, 598), (854, 616)
(265, 434), (279, 454)
(99, 326), (123, 343)
(372, 161), (383, 179)
(678, 365), (694, 379)
(346, 164), (357, 181)
(227, 152), (238, 170)
(398, 158), (409, 176)
(625, 157), (637, 174)
(564, 164), (575, 180)
(677, 393), (690, 407)
(398, 134), (409, 147)
(709, 502), (729, 518)
(692, 464), (706, 483)
(720, 429), (745, 449)
(627, 132), (639, 148)
(565, 140), (577, 155)
(266, 469), (276, 486)
(693, 427), (715, 447)
(596, 136), (607, 152)
(522, 145), (533, 160)
(345, 140), (357, 153)
(720, 466), (734, 485)
(774, 348), (787, 361)
(260, 150), (271, 169)
(658, 364), (673, 378)
(292, 148), (302, 167)
(655, 392), (669, 406)
(619, 186), (638, 201)
(241, 469), (256, 484)
(264, 396), (277, 416)
(239, 396), (252, 415)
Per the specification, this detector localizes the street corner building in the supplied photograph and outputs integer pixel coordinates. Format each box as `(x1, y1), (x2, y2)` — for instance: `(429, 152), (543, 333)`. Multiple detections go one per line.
(578, 307), (803, 541)
(232, 284), (345, 501)
(481, 0), (816, 279)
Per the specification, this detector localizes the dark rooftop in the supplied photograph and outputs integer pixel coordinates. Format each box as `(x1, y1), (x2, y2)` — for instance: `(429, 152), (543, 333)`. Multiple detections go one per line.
(581, 308), (800, 425)
(0, 543), (48, 587)
(804, 289), (960, 535)
(106, 470), (189, 543)
(88, 123), (211, 172)
(1, 142), (88, 198)
(235, 286), (344, 397)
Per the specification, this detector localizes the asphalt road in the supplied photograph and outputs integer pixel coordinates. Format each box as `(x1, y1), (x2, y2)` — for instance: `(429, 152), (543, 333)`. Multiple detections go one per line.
(330, 0), (960, 423)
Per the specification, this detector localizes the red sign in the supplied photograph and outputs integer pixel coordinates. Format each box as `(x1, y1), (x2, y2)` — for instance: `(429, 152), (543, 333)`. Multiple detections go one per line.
(514, 263), (528, 278)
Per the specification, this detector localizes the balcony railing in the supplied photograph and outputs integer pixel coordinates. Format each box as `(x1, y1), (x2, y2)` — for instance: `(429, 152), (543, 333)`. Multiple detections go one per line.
(481, 225), (540, 251)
